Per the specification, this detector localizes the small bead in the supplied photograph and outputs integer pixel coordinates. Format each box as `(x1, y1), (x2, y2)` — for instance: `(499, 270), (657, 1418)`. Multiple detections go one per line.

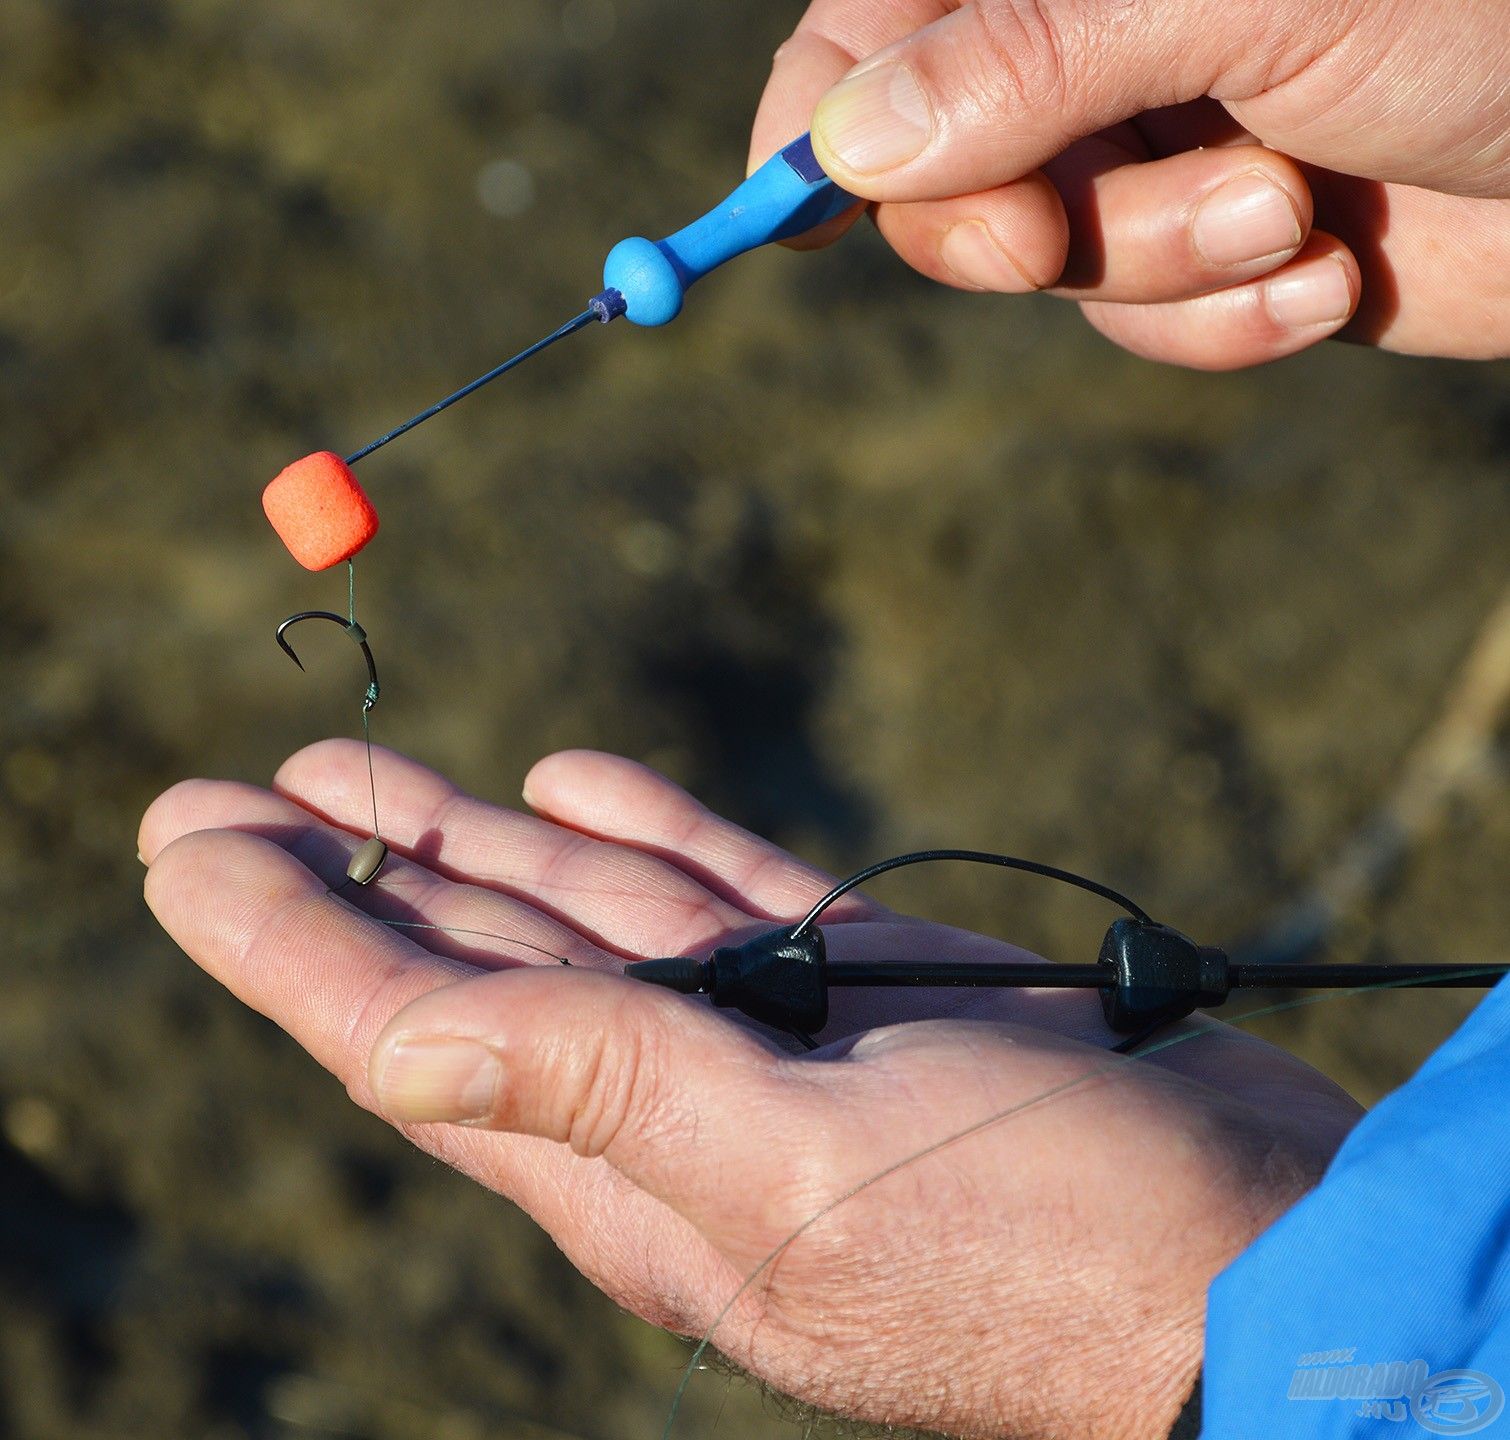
(347, 836), (388, 886)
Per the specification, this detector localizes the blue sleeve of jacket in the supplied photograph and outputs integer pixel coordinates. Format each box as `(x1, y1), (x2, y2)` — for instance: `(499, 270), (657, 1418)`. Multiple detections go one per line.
(1201, 975), (1510, 1438)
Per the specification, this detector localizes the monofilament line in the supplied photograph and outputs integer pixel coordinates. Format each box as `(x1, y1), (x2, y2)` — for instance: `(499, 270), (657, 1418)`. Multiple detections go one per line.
(343, 559), (382, 841)
(376, 918), (573, 967)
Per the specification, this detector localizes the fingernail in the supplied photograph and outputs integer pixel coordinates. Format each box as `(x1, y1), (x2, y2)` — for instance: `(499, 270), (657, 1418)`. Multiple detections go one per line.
(371, 1038), (501, 1123)
(136, 849), (145, 865)
(1266, 256), (1354, 330)
(1192, 172), (1302, 267)
(813, 63), (931, 175)
(940, 221), (1035, 292)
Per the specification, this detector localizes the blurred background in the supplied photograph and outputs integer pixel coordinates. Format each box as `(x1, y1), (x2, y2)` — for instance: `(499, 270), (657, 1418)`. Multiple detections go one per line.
(1, 1), (1507, 1437)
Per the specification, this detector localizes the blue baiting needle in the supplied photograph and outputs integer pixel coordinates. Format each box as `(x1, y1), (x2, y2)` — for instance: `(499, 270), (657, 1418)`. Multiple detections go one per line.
(343, 134), (856, 466)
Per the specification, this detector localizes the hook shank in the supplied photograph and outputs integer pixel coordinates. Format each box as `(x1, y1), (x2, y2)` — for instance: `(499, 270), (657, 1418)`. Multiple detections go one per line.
(275, 610), (381, 710)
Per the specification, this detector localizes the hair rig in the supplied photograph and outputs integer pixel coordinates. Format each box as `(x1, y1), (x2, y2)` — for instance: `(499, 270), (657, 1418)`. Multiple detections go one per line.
(623, 850), (1510, 1051)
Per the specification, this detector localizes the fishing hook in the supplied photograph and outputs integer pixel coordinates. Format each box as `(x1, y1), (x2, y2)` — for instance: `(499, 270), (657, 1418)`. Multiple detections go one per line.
(275, 610), (381, 712)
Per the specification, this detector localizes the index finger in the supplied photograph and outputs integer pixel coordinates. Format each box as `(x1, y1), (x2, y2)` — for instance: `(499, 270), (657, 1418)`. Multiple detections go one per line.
(144, 827), (476, 1095)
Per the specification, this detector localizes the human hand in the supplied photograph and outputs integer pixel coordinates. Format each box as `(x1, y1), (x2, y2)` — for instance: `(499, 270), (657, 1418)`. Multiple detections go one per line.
(140, 742), (1362, 1438)
(753, 0), (1510, 368)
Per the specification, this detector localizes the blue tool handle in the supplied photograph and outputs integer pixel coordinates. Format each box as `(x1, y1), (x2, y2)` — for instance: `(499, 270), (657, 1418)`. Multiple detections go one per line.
(602, 134), (857, 326)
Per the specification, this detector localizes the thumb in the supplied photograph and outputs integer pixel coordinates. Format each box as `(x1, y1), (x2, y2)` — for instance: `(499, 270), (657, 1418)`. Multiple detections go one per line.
(808, 0), (1330, 202)
(367, 965), (805, 1231)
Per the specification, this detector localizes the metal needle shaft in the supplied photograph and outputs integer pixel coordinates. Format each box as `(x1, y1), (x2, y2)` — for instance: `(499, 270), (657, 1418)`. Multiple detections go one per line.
(344, 306), (603, 466)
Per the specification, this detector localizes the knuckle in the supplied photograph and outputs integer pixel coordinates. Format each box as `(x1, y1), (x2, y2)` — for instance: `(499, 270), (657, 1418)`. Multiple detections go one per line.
(972, 0), (1074, 117)
(563, 992), (672, 1161)
(1225, 0), (1371, 94)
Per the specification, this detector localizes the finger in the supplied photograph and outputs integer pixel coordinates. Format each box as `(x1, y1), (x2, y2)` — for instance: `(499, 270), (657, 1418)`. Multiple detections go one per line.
(140, 777), (613, 971)
(1046, 143), (1310, 302)
(1311, 177), (1510, 359)
(870, 169), (1068, 292)
(1079, 233), (1359, 370)
(872, 141), (1312, 301)
(274, 740), (754, 956)
(807, 0), (1341, 202)
(775, 203), (870, 255)
(861, 120), (1142, 300)
(368, 966), (814, 1253)
(521, 749), (878, 923)
(749, 0), (947, 171)
(140, 776), (336, 868)
(743, 14), (866, 248)
(750, 2), (945, 252)
(144, 827), (475, 1086)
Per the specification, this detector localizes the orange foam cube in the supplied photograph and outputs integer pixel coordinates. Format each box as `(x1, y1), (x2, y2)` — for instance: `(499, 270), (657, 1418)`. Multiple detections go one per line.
(262, 451), (379, 571)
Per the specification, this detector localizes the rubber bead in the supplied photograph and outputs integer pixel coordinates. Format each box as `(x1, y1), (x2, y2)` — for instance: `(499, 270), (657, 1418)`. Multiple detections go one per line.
(602, 237), (685, 326)
(262, 452), (379, 571)
(346, 836), (388, 886)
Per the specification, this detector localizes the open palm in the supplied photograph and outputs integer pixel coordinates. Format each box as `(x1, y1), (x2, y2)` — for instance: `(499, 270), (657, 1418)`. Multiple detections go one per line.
(140, 741), (1362, 1439)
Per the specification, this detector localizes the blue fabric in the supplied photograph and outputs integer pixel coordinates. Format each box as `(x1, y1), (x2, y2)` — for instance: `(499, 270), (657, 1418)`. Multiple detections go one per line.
(1202, 976), (1510, 1437)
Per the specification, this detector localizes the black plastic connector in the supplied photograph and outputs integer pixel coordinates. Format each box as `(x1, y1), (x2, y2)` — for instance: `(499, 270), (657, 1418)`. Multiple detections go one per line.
(1098, 919), (1230, 1033)
(624, 926), (829, 1037)
(707, 926), (829, 1035)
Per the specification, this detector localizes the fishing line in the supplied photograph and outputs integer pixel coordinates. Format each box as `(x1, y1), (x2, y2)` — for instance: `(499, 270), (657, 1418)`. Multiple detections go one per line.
(341, 307), (605, 467)
(270, 553), (596, 968)
(791, 849), (1152, 935)
(374, 916), (574, 968)
(275, 557), (388, 895)
(658, 965), (1508, 1440)
(348, 559), (382, 844)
